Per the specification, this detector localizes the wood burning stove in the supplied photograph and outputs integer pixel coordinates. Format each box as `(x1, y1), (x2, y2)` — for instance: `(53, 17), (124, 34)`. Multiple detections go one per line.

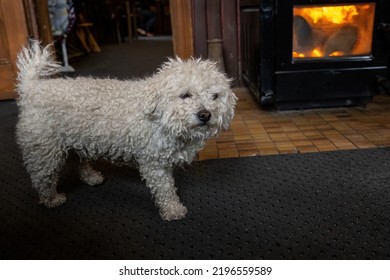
(241, 0), (390, 109)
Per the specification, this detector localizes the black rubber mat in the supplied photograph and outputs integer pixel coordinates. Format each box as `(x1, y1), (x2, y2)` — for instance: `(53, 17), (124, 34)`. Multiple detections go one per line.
(0, 101), (389, 259)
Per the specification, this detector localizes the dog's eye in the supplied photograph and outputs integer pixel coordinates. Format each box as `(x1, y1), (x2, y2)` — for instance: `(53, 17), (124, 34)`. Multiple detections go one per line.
(180, 92), (192, 99)
(212, 93), (219, 100)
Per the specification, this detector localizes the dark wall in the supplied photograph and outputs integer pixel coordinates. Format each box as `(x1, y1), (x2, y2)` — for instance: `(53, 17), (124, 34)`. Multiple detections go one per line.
(191, 0), (240, 86)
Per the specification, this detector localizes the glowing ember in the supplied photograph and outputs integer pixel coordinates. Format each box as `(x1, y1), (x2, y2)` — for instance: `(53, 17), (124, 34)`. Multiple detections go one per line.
(329, 51), (345, 57)
(311, 48), (323, 57)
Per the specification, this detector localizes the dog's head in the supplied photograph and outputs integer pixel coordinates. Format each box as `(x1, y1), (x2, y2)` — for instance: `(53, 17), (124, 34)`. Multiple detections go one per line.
(144, 58), (237, 140)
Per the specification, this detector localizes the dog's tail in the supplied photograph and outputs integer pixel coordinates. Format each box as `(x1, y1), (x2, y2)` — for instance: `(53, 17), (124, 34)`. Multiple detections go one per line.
(16, 40), (61, 92)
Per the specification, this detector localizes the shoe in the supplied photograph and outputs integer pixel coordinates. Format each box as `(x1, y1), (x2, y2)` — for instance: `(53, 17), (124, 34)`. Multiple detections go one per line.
(137, 28), (147, 36)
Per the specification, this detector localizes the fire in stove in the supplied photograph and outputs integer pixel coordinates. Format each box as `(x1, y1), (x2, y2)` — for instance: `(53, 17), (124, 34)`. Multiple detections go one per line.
(293, 3), (375, 59)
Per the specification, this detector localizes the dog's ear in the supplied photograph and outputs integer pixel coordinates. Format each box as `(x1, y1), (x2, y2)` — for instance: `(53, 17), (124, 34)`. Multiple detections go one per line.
(142, 90), (161, 120)
(221, 89), (237, 130)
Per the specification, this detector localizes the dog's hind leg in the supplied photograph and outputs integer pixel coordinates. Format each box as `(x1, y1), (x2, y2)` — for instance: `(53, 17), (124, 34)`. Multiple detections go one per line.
(78, 161), (105, 186)
(23, 146), (67, 208)
(140, 163), (187, 221)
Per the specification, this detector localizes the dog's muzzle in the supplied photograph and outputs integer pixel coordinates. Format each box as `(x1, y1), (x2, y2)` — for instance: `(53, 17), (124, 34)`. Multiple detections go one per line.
(197, 109), (211, 125)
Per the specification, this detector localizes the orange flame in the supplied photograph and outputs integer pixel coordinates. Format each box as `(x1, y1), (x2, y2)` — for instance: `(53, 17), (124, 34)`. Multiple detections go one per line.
(298, 5), (359, 25)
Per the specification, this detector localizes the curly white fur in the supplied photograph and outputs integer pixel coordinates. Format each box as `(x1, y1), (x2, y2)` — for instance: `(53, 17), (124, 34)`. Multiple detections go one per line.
(16, 41), (237, 220)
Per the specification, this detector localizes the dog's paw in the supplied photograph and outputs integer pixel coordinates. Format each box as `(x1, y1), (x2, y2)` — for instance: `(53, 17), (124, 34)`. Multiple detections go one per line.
(160, 203), (188, 221)
(80, 170), (105, 186)
(40, 193), (67, 208)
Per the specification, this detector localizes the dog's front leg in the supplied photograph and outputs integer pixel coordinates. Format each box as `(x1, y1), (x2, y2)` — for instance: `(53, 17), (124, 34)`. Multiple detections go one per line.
(139, 163), (187, 221)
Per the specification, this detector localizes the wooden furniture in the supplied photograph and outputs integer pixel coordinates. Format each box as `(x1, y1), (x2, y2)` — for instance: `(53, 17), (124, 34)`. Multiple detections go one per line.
(76, 14), (101, 53)
(0, 0), (28, 100)
(105, 0), (138, 43)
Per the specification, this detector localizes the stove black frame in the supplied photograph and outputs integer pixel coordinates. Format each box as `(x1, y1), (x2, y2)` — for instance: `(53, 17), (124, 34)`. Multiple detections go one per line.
(241, 0), (390, 109)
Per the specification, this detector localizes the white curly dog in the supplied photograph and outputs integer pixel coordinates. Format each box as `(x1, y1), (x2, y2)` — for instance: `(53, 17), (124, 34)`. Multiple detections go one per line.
(16, 41), (236, 221)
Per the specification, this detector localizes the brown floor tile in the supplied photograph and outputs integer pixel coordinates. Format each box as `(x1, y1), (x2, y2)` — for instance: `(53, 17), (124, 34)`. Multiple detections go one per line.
(239, 149), (259, 157)
(258, 147), (280, 155)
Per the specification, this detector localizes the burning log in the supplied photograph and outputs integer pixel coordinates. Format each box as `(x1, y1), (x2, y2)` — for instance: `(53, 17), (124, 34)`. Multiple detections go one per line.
(293, 15), (315, 53)
(323, 25), (358, 56)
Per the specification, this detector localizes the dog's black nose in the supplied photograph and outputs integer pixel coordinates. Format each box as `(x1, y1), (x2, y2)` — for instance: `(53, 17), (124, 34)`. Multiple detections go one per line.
(197, 110), (211, 123)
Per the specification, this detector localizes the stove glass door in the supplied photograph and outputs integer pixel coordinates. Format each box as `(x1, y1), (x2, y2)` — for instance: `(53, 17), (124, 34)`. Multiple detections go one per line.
(292, 3), (375, 61)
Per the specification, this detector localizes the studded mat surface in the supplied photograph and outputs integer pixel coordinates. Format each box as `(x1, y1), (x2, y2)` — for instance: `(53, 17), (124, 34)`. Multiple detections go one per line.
(0, 101), (389, 259)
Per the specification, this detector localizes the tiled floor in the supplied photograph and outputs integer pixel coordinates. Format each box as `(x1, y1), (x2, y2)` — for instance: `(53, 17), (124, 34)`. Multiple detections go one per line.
(198, 88), (390, 160)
